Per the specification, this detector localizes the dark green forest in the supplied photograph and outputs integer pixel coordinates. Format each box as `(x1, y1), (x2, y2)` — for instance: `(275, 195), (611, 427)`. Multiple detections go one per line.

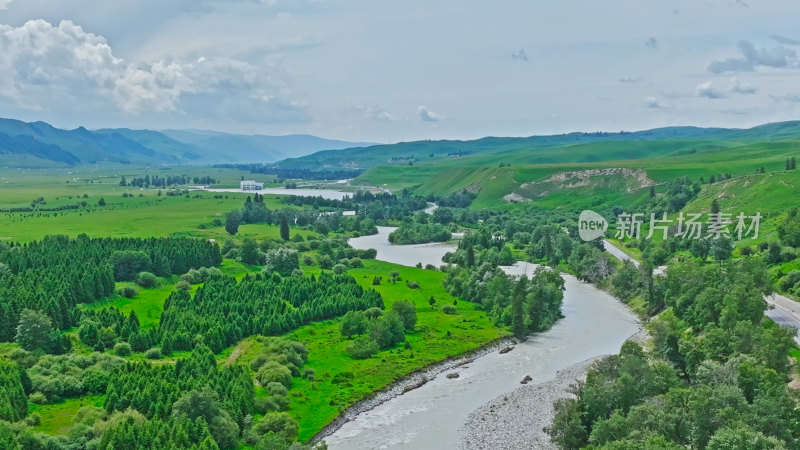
(0, 236), (221, 344)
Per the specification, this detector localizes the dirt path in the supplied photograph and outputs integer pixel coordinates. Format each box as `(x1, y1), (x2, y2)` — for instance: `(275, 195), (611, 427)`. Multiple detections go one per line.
(225, 339), (254, 365)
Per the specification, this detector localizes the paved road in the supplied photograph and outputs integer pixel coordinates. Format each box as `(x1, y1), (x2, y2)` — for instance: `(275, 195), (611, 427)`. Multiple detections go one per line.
(603, 240), (800, 344)
(602, 240), (639, 267)
(602, 240), (666, 275)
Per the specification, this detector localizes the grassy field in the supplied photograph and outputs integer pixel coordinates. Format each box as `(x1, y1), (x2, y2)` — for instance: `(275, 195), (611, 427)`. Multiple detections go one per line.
(29, 395), (106, 435)
(0, 191), (298, 243)
(681, 169), (800, 244)
(0, 165), (326, 243)
(81, 259), (257, 330)
(229, 260), (507, 442)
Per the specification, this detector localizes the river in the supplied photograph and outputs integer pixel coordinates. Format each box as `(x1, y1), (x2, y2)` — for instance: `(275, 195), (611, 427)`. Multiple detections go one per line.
(348, 226), (457, 267)
(199, 187), (351, 200)
(327, 233), (641, 450)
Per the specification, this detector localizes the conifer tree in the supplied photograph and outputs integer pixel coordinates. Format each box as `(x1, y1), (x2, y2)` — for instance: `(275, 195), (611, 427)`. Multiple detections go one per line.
(280, 214), (290, 241)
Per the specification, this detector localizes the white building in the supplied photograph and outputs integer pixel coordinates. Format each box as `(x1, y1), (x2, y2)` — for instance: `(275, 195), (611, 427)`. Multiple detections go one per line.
(240, 180), (264, 190)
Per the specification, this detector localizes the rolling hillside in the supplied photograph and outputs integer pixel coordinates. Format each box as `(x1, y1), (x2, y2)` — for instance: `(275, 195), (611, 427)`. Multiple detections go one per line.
(350, 127), (800, 211)
(277, 121), (800, 171)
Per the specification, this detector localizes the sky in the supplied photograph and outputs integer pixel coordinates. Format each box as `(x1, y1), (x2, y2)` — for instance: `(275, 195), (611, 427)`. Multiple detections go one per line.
(1, 0), (800, 143)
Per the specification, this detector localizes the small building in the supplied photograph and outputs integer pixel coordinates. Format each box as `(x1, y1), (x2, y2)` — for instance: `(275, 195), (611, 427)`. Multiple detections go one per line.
(240, 180), (264, 190)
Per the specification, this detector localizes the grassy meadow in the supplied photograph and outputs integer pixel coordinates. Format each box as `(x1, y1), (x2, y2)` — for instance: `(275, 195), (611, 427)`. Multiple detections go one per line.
(0, 166), (309, 242)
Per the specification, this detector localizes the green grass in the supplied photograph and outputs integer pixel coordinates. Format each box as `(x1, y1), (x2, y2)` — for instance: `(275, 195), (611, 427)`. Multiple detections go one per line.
(0, 342), (19, 357)
(272, 259), (508, 441)
(0, 166), (308, 243)
(83, 278), (184, 329)
(286, 121), (800, 174)
(29, 395), (105, 435)
(681, 170), (800, 245)
(81, 259), (261, 330)
(68, 256), (508, 442)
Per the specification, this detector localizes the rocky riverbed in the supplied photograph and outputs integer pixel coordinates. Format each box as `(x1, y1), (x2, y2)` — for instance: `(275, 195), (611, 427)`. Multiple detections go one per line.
(458, 356), (601, 450)
(459, 327), (649, 450)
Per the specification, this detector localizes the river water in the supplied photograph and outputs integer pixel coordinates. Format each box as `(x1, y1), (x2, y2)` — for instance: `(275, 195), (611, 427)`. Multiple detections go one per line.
(199, 187), (351, 200)
(328, 235), (641, 450)
(348, 226), (456, 267)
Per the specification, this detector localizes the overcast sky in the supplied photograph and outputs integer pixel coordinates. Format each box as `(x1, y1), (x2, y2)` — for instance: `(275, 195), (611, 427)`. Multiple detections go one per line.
(1, 0), (800, 142)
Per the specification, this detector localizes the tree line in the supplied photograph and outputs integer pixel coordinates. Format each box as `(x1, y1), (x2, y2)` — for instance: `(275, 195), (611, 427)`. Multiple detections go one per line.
(0, 342), (321, 449)
(156, 272), (384, 354)
(225, 194), (378, 237)
(0, 235), (221, 347)
(214, 163), (364, 180)
(281, 190), (430, 222)
(547, 258), (799, 449)
(120, 174), (216, 188)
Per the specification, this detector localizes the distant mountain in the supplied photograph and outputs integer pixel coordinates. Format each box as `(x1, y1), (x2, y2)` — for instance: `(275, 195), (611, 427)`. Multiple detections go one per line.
(276, 121), (800, 171)
(0, 118), (374, 168)
(161, 129), (375, 163)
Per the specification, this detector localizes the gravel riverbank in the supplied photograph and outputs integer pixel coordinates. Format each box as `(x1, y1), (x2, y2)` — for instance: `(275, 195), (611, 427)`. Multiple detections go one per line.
(458, 356), (602, 450)
(459, 327), (648, 450)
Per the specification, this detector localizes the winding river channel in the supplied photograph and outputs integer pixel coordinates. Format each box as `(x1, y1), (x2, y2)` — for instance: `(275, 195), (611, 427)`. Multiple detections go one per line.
(327, 228), (641, 450)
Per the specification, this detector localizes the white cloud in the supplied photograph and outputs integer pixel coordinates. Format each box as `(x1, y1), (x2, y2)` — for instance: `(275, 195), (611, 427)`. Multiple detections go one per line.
(770, 34), (800, 45)
(708, 40), (797, 73)
(729, 77), (757, 95)
(0, 19), (305, 121)
(0, 0), (12, 10)
(644, 97), (664, 109)
(345, 103), (395, 122)
(417, 105), (444, 122)
(512, 49), (528, 61)
(777, 93), (800, 103)
(696, 82), (726, 99)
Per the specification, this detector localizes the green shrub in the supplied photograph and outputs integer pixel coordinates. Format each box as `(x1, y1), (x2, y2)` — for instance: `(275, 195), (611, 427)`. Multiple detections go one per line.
(331, 371), (355, 386)
(113, 342), (132, 356)
(349, 257), (363, 268)
(29, 392), (47, 404)
(135, 271), (158, 288)
(117, 286), (138, 298)
(144, 348), (162, 359)
(346, 336), (379, 359)
(391, 300), (417, 330)
(340, 311), (368, 338)
(779, 271), (800, 292)
(256, 361), (292, 389)
(442, 305), (457, 315)
(24, 412), (42, 426)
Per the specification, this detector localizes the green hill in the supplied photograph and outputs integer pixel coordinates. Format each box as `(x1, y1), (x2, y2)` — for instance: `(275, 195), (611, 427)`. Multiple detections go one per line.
(349, 135), (800, 210)
(277, 121), (800, 171)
